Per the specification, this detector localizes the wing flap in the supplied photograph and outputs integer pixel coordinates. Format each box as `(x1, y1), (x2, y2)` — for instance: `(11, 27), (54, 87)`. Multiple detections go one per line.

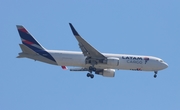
(70, 67), (89, 71)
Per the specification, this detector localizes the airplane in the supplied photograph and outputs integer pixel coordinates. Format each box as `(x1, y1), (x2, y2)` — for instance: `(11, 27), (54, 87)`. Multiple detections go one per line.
(16, 23), (168, 79)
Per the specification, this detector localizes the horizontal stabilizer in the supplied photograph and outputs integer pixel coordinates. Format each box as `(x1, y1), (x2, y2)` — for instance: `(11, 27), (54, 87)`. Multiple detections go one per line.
(19, 44), (37, 54)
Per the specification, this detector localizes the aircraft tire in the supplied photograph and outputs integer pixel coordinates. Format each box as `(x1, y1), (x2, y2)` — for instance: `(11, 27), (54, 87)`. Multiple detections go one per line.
(90, 74), (94, 79)
(154, 74), (157, 78)
(87, 73), (90, 77)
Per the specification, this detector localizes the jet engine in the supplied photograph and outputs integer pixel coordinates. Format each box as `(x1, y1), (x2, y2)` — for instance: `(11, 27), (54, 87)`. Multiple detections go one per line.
(97, 69), (115, 77)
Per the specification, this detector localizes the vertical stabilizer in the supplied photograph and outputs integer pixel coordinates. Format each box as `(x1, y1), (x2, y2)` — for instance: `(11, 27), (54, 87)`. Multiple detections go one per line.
(16, 25), (45, 51)
(16, 25), (57, 64)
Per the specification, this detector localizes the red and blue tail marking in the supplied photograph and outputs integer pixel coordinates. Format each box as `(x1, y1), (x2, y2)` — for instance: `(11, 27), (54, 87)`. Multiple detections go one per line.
(16, 25), (56, 63)
(17, 25), (45, 51)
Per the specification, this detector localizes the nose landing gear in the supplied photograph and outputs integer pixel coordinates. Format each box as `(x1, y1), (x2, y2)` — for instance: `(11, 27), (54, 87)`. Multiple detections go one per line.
(154, 71), (158, 78)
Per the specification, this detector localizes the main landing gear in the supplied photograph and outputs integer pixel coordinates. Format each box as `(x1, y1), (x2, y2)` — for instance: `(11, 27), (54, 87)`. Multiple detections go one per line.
(86, 66), (96, 79)
(87, 73), (94, 79)
(154, 71), (158, 78)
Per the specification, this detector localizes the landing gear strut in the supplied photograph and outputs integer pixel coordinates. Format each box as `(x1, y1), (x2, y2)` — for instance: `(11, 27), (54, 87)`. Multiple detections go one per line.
(89, 66), (96, 71)
(154, 71), (158, 78)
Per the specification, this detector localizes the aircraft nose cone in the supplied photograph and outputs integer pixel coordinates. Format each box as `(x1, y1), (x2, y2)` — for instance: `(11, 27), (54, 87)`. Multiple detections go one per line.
(163, 62), (168, 69)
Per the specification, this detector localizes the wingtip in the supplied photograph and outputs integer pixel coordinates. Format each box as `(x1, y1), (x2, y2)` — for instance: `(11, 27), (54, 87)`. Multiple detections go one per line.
(69, 23), (80, 36)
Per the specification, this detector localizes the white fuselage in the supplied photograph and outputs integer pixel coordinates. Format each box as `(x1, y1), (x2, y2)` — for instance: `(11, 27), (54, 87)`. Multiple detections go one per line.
(47, 50), (168, 72)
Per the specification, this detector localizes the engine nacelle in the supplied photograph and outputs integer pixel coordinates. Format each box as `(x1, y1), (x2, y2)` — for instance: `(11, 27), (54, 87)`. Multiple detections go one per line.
(106, 57), (119, 66)
(98, 69), (115, 77)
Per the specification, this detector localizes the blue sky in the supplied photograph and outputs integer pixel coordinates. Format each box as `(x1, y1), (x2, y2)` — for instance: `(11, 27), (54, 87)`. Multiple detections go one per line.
(1, 0), (180, 110)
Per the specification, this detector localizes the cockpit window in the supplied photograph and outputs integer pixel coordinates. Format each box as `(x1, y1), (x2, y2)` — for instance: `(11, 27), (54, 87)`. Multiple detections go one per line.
(159, 60), (163, 62)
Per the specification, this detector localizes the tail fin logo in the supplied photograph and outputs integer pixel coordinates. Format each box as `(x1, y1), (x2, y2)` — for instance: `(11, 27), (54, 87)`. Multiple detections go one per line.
(21, 38), (44, 50)
(22, 39), (33, 45)
(18, 27), (29, 34)
(17, 25), (56, 63)
(17, 25), (45, 51)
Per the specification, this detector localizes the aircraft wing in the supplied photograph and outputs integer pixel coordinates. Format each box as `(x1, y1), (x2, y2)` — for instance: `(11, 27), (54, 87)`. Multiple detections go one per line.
(69, 23), (106, 59)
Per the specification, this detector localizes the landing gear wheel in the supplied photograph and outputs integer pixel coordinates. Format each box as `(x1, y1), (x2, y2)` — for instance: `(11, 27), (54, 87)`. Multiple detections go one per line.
(90, 74), (94, 79)
(87, 73), (90, 77)
(154, 74), (157, 78)
(86, 73), (94, 79)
